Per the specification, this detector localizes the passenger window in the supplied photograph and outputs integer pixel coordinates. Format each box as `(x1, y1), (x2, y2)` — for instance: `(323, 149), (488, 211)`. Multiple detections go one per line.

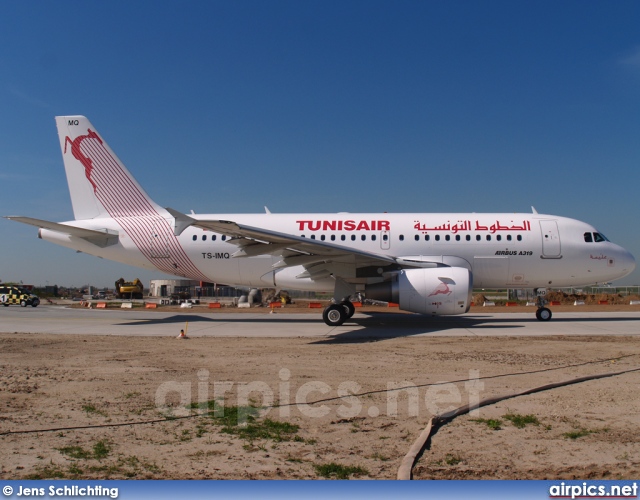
(507, 235), (512, 241)
(456, 235), (460, 241)
(445, 235), (450, 241)
(466, 235), (470, 241)
(476, 235), (481, 241)
(372, 235), (376, 241)
(311, 235), (316, 240)
(351, 235), (356, 241)
(383, 234), (388, 241)
(435, 235), (440, 241)
(221, 235), (226, 241)
(331, 235), (336, 241)
(496, 235), (501, 241)
(584, 232), (593, 243)
(399, 235), (404, 241)
(486, 235), (491, 241)
(361, 235), (366, 241)
(321, 235), (326, 241)
(517, 235), (522, 241)
(341, 235), (346, 241)
(192, 235), (197, 241)
(212, 235), (216, 241)
(425, 235), (430, 241)
(202, 235), (207, 241)
(415, 235), (419, 241)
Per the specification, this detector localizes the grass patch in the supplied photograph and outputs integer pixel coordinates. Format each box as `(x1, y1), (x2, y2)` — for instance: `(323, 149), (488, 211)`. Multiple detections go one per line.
(191, 401), (300, 444)
(471, 418), (503, 430)
(224, 418), (300, 442)
(67, 463), (83, 475)
(58, 440), (110, 461)
(92, 440), (110, 460)
(563, 428), (603, 440)
(81, 404), (107, 417)
(190, 400), (260, 425)
(503, 413), (540, 428)
(444, 454), (462, 466)
(58, 445), (93, 460)
(25, 464), (66, 479)
(314, 462), (368, 479)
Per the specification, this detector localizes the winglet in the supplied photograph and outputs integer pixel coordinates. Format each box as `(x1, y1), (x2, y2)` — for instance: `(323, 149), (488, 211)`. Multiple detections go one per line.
(531, 206), (538, 214)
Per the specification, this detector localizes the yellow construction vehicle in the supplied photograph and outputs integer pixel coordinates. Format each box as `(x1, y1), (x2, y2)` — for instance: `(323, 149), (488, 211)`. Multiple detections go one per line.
(115, 278), (144, 299)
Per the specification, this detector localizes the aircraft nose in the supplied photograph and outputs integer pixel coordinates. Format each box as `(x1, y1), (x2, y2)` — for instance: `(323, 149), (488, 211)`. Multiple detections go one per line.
(617, 246), (636, 278)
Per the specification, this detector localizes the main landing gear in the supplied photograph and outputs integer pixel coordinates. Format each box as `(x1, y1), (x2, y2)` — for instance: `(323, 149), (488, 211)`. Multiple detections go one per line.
(322, 300), (356, 327)
(534, 288), (552, 322)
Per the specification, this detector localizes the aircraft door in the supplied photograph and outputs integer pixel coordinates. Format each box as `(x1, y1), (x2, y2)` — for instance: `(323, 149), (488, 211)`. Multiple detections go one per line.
(539, 220), (561, 258)
(380, 231), (390, 250)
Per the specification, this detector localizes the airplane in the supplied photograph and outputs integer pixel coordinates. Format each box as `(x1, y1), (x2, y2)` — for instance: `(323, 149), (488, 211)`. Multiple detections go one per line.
(4, 116), (636, 326)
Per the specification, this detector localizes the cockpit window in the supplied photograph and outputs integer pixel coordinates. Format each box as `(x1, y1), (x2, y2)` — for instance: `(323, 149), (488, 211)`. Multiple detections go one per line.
(585, 232), (609, 243)
(593, 232), (608, 242)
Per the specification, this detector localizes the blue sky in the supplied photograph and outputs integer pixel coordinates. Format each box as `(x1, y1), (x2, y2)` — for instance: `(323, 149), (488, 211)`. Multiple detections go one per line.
(1, 0), (638, 288)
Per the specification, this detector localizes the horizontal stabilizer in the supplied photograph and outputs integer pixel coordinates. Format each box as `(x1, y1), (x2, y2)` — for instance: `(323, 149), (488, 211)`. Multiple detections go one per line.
(4, 216), (119, 248)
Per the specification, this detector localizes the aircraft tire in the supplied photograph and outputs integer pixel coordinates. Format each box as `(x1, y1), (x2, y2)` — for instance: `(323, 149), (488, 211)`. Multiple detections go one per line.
(323, 304), (347, 326)
(342, 301), (356, 318)
(536, 307), (552, 321)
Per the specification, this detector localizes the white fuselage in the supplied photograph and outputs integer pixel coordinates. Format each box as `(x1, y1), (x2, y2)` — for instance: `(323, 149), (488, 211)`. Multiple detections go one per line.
(40, 211), (635, 291)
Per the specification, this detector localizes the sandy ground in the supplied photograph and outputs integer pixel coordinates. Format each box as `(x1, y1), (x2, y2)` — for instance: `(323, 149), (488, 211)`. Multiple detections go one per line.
(1, 308), (640, 480)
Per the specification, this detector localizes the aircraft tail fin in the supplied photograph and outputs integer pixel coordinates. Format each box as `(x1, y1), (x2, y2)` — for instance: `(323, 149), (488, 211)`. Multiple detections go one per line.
(55, 116), (164, 220)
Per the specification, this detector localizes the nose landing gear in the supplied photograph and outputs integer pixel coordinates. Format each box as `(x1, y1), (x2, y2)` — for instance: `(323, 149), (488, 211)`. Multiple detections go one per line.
(534, 288), (552, 321)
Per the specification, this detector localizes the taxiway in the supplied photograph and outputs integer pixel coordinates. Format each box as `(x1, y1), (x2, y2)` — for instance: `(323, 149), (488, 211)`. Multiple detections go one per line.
(2, 306), (639, 339)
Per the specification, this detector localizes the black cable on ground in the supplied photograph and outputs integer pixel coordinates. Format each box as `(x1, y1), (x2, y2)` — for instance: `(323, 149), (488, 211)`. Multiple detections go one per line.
(396, 366), (640, 480)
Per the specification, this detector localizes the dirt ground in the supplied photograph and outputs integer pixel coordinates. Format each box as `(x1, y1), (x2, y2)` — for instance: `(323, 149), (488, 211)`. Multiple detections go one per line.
(1, 307), (640, 480)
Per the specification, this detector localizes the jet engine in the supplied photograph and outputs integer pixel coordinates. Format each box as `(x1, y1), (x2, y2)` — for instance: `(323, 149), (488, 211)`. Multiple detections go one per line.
(365, 267), (473, 315)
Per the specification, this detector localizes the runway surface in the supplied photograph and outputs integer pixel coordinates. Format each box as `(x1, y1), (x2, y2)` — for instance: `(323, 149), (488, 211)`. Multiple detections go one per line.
(2, 305), (640, 339)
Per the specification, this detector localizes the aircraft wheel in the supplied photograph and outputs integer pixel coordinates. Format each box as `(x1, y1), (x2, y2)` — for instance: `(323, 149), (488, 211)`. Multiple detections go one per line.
(20, 300), (27, 307)
(323, 304), (347, 327)
(536, 307), (552, 321)
(342, 301), (356, 318)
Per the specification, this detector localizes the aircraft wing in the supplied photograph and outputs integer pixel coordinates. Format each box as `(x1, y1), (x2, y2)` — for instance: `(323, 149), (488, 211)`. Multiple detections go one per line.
(4, 216), (119, 248)
(166, 208), (405, 278)
(167, 208), (453, 285)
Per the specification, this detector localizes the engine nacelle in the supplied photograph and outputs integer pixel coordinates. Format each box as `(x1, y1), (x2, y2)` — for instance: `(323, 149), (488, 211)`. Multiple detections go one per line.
(366, 267), (473, 316)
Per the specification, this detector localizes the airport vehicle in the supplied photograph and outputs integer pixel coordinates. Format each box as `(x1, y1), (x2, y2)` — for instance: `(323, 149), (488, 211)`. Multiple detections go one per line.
(4, 116), (636, 325)
(0, 285), (40, 307)
(115, 278), (144, 299)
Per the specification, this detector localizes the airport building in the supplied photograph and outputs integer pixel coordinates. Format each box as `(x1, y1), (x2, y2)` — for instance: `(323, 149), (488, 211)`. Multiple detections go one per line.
(149, 279), (244, 299)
